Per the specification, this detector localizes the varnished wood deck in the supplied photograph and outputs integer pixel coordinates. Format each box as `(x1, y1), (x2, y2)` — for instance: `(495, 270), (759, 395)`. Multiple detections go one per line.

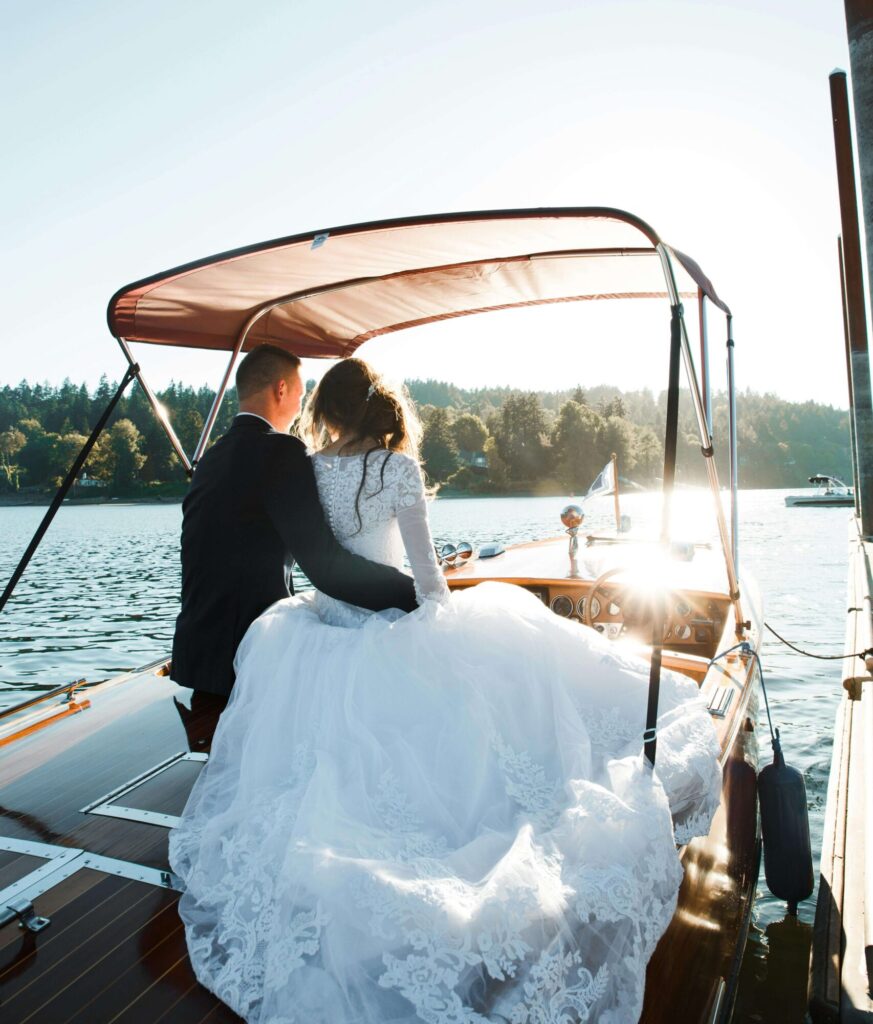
(0, 673), (237, 1022)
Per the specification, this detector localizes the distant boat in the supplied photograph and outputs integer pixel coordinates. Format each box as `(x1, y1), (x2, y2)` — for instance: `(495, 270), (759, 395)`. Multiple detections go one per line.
(785, 475), (855, 507)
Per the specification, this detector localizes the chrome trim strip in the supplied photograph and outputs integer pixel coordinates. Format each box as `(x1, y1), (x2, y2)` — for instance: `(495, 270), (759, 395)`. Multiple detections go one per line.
(81, 751), (207, 828)
(707, 685), (736, 719)
(76, 854), (181, 890)
(80, 750), (205, 814)
(0, 836), (72, 858)
(86, 805), (182, 829)
(0, 836), (183, 905)
(0, 839), (83, 906)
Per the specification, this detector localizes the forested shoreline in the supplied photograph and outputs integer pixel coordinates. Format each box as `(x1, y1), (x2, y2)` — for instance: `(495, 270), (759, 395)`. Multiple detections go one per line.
(0, 377), (853, 501)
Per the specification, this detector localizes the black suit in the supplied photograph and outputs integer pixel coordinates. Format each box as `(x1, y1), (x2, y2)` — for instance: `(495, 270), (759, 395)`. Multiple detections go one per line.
(171, 415), (417, 696)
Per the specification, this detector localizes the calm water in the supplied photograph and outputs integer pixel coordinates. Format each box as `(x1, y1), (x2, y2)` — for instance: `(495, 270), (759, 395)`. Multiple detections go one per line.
(0, 489), (850, 1021)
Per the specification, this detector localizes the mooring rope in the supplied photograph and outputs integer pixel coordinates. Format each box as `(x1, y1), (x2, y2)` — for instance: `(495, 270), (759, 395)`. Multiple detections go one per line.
(764, 621), (873, 662)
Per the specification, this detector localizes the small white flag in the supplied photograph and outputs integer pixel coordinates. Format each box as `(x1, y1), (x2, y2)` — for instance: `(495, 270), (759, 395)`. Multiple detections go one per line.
(585, 460), (615, 499)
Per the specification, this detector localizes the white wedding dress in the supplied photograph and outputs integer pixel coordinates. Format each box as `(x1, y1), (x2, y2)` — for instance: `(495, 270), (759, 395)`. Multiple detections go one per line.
(169, 450), (722, 1024)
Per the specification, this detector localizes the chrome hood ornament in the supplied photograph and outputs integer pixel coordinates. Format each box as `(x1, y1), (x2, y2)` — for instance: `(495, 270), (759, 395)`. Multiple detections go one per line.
(561, 504), (584, 579)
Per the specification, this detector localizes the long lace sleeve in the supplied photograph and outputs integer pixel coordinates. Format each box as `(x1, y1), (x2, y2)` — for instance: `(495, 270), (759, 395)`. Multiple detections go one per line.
(393, 457), (451, 606)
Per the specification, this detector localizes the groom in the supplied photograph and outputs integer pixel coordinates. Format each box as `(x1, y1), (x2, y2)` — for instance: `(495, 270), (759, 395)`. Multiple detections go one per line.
(171, 344), (417, 697)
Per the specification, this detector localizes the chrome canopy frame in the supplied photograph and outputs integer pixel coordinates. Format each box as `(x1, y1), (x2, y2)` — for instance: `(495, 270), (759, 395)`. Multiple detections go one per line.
(116, 229), (744, 633)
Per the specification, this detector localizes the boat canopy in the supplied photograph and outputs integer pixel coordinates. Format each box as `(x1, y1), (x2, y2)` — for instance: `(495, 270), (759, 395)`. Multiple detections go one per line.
(108, 208), (730, 359)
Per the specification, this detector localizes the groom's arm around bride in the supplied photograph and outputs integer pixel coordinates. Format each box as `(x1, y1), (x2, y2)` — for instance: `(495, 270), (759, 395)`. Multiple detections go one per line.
(171, 345), (417, 698)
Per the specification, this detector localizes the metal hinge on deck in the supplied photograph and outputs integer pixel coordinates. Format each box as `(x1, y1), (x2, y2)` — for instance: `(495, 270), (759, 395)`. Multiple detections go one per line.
(0, 897), (50, 933)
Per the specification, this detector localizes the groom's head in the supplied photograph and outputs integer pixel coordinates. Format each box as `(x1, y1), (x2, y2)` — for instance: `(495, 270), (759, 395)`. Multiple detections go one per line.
(236, 345), (304, 433)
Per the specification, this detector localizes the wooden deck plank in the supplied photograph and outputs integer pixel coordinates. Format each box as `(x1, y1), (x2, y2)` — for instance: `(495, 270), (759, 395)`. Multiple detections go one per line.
(2, 879), (175, 1019)
(153, 976), (242, 1024)
(0, 852), (45, 892)
(15, 895), (180, 1023)
(104, 935), (241, 1024)
(110, 958), (202, 1024)
(195, 1000), (247, 1023)
(62, 917), (189, 1024)
(112, 758), (204, 817)
(0, 871), (135, 963)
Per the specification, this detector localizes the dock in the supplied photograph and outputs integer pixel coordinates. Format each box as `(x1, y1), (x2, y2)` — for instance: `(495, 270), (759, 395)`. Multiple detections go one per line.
(810, 517), (873, 1022)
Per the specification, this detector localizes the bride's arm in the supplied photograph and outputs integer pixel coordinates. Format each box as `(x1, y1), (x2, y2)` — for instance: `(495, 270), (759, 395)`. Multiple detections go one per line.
(395, 458), (451, 605)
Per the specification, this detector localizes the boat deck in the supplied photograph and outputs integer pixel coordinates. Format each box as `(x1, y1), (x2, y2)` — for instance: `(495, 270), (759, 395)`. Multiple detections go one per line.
(0, 669), (241, 1022)
(0, 561), (761, 1024)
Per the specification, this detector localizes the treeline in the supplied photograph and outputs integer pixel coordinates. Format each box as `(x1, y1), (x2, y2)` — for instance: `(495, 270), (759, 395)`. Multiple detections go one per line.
(0, 377), (852, 498)
(410, 381), (854, 492)
(0, 378), (238, 497)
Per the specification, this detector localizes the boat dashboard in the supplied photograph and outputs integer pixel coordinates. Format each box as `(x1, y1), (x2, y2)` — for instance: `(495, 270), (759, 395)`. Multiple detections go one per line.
(442, 534), (732, 661)
(446, 577), (728, 659)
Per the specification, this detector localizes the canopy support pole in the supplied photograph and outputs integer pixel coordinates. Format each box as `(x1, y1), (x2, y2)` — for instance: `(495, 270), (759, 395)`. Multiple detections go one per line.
(727, 316), (739, 573)
(194, 327), (251, 464)
(117, 339), (193, 476)
(0, 365), (138, 615)
(698, 290), (713, 436)
(192, 336), (247, 467)
(643, 303), (683, 768)
(656, 244), (746, 638)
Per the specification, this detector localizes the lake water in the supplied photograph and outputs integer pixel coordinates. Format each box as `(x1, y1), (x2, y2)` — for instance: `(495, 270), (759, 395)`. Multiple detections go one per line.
(0, 489), (851, 1022)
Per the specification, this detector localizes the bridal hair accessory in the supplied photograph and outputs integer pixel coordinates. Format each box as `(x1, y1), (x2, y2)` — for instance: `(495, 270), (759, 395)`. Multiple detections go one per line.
(366, 383), (377, 401)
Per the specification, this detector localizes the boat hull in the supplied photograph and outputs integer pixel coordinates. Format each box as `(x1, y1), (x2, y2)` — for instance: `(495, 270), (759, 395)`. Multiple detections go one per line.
(785, 496), (854, 507)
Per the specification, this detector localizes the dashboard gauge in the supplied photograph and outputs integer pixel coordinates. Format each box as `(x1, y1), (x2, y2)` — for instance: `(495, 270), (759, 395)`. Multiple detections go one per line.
(576, 597), (587, 616)
(550, 595), (573, 617)
(608, 600), (621, 616)
(674, 624), (693, 640)
(589, 597), (601, 619)
(675, 600), (691, 618)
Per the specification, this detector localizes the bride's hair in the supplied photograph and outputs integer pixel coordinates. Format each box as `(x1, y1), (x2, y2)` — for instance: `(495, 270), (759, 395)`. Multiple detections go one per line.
(299, 358), (421, 461)
(299, 358), (423, 534)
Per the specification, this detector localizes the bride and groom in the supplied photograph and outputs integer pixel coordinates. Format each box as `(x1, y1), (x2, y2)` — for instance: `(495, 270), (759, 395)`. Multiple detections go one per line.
(169, 345), (722, 1024)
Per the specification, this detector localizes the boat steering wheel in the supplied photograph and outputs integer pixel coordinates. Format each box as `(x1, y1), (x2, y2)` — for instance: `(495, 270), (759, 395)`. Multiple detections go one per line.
(583, 567), (673, 641)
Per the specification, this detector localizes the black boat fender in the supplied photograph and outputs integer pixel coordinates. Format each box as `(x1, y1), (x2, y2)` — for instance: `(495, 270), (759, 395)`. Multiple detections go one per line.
(758, 728), (814, 915)
(709, 641), (815, 915)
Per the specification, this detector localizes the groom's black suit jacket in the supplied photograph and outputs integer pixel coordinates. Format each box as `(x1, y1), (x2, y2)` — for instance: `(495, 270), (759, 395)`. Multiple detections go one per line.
(171, 415), (417, 696)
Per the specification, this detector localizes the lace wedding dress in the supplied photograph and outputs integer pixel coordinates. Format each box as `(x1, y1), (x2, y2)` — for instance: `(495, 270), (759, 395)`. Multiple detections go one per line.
(169, 450), (721, 1024)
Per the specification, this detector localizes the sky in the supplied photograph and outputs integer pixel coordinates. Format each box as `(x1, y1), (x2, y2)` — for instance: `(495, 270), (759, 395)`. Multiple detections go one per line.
(0, 0), (863, 407)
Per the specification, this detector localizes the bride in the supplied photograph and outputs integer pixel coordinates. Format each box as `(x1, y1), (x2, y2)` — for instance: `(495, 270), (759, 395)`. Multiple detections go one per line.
(169, 358), (722, 1024)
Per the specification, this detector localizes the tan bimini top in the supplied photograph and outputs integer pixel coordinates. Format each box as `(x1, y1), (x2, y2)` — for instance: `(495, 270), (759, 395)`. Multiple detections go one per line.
(107, 208), (730, 359)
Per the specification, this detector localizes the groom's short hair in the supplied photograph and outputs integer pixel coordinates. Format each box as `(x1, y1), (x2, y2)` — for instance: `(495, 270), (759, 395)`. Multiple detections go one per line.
(236, 345), (301, 400)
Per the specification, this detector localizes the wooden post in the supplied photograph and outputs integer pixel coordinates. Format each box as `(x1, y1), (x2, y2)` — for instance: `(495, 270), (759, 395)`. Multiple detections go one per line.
(838, 238), (862, 513)
(845, 2), (873, 300)
(830, 68), (873, 537)
(611, 452), (621, 532)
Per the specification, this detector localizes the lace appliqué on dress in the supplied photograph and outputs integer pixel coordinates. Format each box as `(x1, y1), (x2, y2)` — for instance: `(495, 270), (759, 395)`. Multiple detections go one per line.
(491, 733), (563, 830)
(171, 744), (325, 1021)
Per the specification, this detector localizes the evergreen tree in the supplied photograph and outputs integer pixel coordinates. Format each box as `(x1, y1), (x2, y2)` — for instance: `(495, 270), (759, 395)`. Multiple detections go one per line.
(492, 394), (550, 484)
(100, 419), (146, 492)
(551, 401), (605, 491)
(451, 413), (488, 455)
(421, 408), (459, 483)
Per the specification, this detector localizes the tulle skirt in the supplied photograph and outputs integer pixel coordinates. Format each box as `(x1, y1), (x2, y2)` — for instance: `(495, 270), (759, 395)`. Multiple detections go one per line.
(169, 582), (721, 1024)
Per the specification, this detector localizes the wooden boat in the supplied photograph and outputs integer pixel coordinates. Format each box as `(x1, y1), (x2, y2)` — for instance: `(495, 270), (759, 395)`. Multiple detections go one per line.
(0, 209), (763, 1023)
(784, 475), (855, 508)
